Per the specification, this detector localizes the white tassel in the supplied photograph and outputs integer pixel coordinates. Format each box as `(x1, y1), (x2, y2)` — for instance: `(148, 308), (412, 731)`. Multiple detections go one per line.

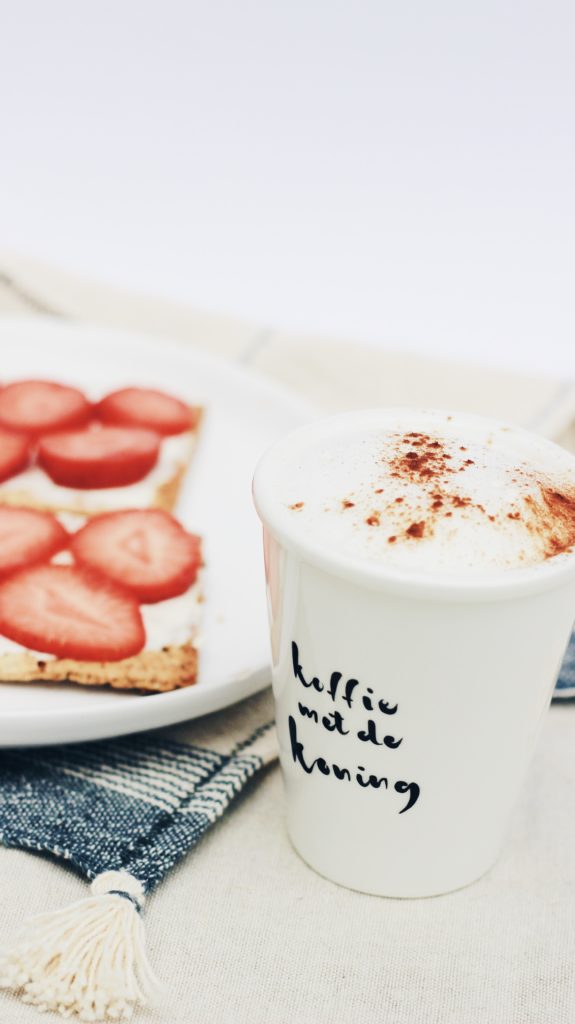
(0, 870), (159, 1021)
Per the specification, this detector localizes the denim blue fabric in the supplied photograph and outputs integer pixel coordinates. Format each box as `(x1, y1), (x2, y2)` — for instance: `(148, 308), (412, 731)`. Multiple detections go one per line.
(0, 724), (272, 891)
(555, 628), (575, 699)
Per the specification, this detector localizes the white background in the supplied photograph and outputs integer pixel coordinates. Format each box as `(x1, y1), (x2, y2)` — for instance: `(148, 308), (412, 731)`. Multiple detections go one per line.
(0, 1), (573, 375)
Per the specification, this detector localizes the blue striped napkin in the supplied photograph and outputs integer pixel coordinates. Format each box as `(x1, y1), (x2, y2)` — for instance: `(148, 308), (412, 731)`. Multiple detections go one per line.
(554, 627), (575, 699)
(0, 689), (276, 1021)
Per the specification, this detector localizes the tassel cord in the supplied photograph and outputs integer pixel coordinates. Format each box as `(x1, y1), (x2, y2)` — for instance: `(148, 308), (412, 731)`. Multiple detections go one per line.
(0, 870), (158, 1020)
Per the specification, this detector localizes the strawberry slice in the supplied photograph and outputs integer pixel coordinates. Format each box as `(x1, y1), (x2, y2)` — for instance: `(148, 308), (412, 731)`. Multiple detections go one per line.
(0, 507), (68, 575)
(0, 380), (91, 436)
(0, 429), (31, 482)
(71, 509), (202, 603)
(38, 426), (160, 489)
(97, 387), (198, 436)
(0, 564), (145, 661)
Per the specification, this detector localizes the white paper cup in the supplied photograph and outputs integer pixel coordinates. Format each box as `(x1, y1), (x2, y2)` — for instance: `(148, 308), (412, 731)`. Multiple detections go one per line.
(253, 409), (575, 897)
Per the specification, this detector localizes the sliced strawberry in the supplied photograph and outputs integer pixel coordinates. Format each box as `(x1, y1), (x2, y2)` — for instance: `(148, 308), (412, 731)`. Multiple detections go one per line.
(71, 509), (202, 603)
(0, 380), (91, 436)
(0, 564), (145, 661)
(97, 387), (198, 436)
(0, 507), (68, 575)
(0, 429), (31, 482)
(38, 426), (160, 489)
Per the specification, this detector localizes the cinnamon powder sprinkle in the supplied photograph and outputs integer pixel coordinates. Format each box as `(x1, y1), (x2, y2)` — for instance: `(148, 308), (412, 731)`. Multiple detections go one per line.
(388, 433), (459, 482)
(374, 433), (495, 543)
(329, 430), (575, 564)
(289, 502), (304, 510)
(406, 521), (426, 539)
(538, 486), (575, 558)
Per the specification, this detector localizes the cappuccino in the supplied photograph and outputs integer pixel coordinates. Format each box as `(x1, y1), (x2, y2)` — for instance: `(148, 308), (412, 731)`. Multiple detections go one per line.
(264, 410), (575, 575)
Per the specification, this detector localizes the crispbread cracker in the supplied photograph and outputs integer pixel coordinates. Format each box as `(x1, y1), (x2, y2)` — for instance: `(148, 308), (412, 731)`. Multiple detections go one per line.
(0, 641), (198, 693)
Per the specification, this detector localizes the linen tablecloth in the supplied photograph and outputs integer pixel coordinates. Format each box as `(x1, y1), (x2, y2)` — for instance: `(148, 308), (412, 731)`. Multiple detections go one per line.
(1, 256), (575, 1024)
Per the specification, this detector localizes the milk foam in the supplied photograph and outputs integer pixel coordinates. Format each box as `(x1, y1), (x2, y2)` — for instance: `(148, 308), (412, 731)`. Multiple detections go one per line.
(259, 411), (575, 576)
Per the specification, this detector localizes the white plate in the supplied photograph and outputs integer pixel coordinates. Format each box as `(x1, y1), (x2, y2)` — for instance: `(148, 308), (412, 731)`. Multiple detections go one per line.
(0, 317), (314, 747)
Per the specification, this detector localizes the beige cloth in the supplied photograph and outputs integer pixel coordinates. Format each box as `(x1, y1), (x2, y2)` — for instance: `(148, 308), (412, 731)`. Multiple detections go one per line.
(0, 256), (575, 1024)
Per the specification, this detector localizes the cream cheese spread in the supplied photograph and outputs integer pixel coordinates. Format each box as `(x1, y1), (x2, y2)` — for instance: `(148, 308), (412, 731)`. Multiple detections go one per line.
(0, 433), (196, 513)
